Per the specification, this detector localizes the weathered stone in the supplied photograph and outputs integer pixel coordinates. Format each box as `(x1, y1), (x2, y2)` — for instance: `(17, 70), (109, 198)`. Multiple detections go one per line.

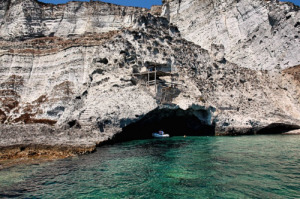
(0, 0), (148, 40)
(162, 0), (300, 70)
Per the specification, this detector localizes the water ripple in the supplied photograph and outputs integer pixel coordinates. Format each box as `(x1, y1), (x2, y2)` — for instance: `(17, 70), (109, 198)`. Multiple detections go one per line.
(0, 135), (299, 198)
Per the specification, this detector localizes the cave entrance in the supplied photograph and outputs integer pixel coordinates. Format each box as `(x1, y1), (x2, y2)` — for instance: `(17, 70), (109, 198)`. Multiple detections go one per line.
(256, 123), (300, 134)
(113, 108), (215, 142)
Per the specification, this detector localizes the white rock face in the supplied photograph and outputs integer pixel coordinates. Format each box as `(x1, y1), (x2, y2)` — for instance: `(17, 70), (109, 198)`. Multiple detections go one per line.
(0, 14), (215, 134)
(162, 0), (300, 70)
(0, 0), (147, 40)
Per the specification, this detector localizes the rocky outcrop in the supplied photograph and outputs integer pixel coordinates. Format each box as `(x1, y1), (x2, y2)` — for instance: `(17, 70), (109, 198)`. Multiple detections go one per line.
(162, 0), (300, 70)
(0, 13), (210, 130)
(0, 0), (300, 164)
(0, 124), (99, 169)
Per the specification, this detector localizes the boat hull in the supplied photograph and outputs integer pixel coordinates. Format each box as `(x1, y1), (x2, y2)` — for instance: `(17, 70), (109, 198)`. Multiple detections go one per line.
(152, 133), (170, 138)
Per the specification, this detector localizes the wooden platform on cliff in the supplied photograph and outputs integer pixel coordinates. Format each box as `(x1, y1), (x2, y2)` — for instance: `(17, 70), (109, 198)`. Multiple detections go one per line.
(132, 66), (183, 104)
(132, 71), (175, 77)
(143, 79), (184, 87)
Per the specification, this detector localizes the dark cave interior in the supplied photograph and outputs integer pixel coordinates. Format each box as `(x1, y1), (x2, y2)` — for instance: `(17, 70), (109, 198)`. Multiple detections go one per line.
(256, 123), (300, 134)
(112, 108), (215, 142)
(105, 109), (300, 143)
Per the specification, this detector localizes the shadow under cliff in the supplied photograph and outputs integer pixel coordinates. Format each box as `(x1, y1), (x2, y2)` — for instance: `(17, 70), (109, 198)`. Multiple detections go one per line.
(256, 123), (300, 135)
(112, 107), (215, 142)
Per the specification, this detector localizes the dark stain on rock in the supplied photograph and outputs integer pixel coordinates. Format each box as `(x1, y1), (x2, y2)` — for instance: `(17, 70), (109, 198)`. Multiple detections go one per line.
(0, 109), (7, 123)
(52, 81), (74, 97)
(68, 120), (81, 129)
(0, 75), (24, 91)
(33, 95), (48, 104)
(0, 98), (19, 112)
(13, 113), (57, 126)
(47, 106), (65, 117)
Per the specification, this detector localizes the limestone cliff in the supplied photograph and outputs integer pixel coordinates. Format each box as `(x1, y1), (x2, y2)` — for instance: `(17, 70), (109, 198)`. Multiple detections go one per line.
(0, 0), (300, 163)
(162, 0), (300, 70)
(0, 0), (147, 40)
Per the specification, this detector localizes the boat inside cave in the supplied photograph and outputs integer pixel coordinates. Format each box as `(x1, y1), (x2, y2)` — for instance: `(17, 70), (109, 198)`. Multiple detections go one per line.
(112, 108), (216, 142)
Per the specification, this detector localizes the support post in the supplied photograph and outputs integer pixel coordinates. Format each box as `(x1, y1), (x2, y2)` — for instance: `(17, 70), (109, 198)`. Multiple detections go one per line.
(154, 67), (157, 93)
(147, 69), (150, 87)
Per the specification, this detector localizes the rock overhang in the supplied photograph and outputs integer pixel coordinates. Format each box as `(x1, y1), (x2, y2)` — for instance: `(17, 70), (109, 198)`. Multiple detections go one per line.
(112, 105), (217, 142)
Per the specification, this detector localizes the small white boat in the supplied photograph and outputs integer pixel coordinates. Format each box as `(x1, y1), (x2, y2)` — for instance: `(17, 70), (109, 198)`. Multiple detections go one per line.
(152, 133), (170, 138)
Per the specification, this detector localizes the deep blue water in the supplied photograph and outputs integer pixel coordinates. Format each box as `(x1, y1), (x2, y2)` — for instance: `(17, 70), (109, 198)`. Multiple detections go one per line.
(0, 135), (299, 198)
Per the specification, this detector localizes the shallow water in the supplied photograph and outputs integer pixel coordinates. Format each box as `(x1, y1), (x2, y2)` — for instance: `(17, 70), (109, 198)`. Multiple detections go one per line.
(0, 135), (299, 198)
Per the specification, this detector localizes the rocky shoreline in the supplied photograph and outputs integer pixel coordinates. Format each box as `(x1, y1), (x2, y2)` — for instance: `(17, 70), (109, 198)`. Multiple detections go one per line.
(0, 144), (95, 170)
(0, 124), (111, 169)
(1, 123), (299, 169)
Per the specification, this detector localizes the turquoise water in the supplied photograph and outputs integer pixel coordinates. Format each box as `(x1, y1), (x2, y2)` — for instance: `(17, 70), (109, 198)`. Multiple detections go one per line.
(0, 135), (300, 198)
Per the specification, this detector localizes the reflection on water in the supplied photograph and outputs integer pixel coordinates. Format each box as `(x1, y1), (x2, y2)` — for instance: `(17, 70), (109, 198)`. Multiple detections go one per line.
(0, 135), (300, 198)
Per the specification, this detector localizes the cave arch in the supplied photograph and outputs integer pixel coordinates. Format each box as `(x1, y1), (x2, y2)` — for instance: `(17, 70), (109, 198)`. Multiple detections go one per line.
(113, 107), (215, 142)
(256, 123), (300, 134)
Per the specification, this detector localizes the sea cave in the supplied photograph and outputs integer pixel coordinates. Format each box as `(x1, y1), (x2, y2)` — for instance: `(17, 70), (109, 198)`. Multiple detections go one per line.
(112, 107), (216, 142)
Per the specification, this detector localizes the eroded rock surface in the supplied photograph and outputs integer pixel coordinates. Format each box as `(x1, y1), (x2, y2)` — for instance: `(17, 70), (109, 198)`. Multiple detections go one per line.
(162, 0), (300, 70)
(0, 124), (99, 169)
(0, 0), (147, 40)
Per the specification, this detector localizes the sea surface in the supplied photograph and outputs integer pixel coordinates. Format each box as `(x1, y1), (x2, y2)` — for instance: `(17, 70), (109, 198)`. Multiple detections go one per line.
(0, 135), (299, 198)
